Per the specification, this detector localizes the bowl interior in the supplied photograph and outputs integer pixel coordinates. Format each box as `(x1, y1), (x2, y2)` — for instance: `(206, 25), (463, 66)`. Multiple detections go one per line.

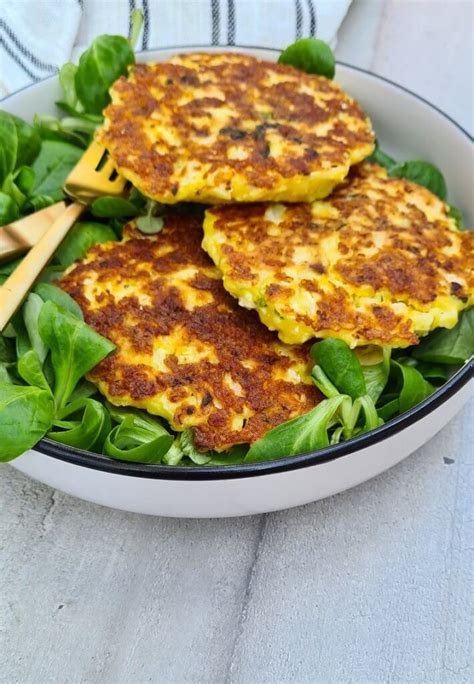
(2, 46), (472, 474)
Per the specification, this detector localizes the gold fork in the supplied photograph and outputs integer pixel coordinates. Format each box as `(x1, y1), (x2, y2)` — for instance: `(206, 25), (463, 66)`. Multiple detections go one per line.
(0, 142), (126, 332)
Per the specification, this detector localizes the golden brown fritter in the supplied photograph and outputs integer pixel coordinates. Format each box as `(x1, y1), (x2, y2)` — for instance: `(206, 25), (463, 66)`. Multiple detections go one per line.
(203, 163), (473, 348)
(97, 52), (374, 204)
(59, 212), (320, 451)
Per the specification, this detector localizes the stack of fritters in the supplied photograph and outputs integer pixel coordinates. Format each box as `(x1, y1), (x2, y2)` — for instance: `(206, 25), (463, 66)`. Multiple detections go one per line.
(61, 53), (473, 451)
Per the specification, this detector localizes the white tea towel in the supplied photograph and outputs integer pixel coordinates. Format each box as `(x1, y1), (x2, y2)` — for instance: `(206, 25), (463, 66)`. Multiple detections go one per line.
(0, 0), (81, 95)
(1, 0), (352, 98)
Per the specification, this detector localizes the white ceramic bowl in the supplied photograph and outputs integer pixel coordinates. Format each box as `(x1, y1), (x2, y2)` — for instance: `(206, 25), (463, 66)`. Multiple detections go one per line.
(3, 46), (473, 517)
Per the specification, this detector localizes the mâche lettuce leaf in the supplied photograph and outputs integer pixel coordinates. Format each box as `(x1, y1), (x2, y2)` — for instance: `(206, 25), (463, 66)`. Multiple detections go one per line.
(38, 301), (115, 408)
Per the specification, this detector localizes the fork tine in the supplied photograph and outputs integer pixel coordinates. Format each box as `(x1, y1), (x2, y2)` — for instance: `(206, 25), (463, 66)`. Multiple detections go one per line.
(80, 140), (108, 169)
(110, 175), (128, 191)
(101, 174), (128, 194)
(100, 157), (119, 180)
(64, 140), (126, 201)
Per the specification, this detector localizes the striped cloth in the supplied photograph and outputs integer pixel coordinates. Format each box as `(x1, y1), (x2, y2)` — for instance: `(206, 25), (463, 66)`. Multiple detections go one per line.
(0, 0), (352, 97)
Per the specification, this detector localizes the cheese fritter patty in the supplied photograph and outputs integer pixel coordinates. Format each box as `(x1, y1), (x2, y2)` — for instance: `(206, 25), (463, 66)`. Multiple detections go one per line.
(203, 163), (473, 348)
(59, 213), (320, 451)
(97, 52), (374, 204)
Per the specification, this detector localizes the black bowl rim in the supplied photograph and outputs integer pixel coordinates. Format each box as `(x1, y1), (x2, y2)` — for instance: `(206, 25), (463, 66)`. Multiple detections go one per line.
(3, 46), (473, 480)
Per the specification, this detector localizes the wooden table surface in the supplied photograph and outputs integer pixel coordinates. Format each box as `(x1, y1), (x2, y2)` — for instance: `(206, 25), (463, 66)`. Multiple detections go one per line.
(1, 1), (473, 682)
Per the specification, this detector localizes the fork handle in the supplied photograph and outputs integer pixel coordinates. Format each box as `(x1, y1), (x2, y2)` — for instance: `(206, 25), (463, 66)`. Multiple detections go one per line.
(0, 201), (67, 264)
(0, 202), (84, 332)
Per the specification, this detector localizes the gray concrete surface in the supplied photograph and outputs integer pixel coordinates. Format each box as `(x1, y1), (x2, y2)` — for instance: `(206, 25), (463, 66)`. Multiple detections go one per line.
(1, 1), (473, 682)
(1, 401), (472, 682)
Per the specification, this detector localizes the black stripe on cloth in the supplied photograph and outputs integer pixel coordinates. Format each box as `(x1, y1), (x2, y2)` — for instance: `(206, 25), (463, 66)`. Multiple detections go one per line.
(142, 0), (150, 50)
(227, 0), (235, 46)
(211, 0), (220, 45)
(128, 0), (136, 40)
(295, 0), (303, 39)
(0, 19), (56, 72)
(306, 0), (317, 36)
(0, 36), (40, 80)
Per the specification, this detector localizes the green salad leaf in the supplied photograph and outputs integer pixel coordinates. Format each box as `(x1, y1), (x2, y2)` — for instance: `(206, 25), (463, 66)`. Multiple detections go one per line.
(75, 35), (135, 115)
(412, 309), (474, 364)
(0, 336), (15, 364)
(2, 173), (27, 210)
(0, 112), (18, 185)
(0, 192), (19, 224)
(388, 160), (447, 200)
(135, 200), (165, 234)
(0, 366), (13, 384)
(0, 384), (54, 461)
(37, 265), (66, 285)
(23, 194), (56, 213)
(311, 365), (340, 398)
(104, 414), (173, 463)
(10, 114), (42, 169)
(34, 114), (99, 148)
(49, 397), (111, 451)
(278, 38), (335, 79)
(162, 438), (186, 465)
(245, 395), (349, 462)
(447, 204), (464, 230)
(17, 349), (51, 391)
(0, 257), (22, 277)
(68, 378), (98, 403)
(136, 215), (164, 234)
(0, 111), (40, 184)
(179, 429), (213, 464)
(396, 362), (435, 413)
(106, 403), (168, 432)
(58, 63), (81, 112)
(356, 346), (391, 403)
(91, 196), (139, 219)
(14, 166), (36, 196)
(378, 361), (434, 420)
(34, 282), (84, 319)
(351, 395), (384, 435)
(308, 340), (387, 447)
(31, 140), (83, 200)
(409, 361), (455, 383)
(207, 444), (249, 465)
(23, 293), (48, 363)
(162, 434), (248, 467)
(55, 221), (117, 266)
(11, 308), (32, 358)
(311, 338), (366, 400)
(38, 301), (115, 408)
(367, 143), (448, 201)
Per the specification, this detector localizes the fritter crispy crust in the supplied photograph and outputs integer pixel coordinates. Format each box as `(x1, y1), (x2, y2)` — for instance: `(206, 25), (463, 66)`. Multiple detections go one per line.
(59, 212), (320, 451)
(203, 163), (473, 348)
(97, 52), (374, 204)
